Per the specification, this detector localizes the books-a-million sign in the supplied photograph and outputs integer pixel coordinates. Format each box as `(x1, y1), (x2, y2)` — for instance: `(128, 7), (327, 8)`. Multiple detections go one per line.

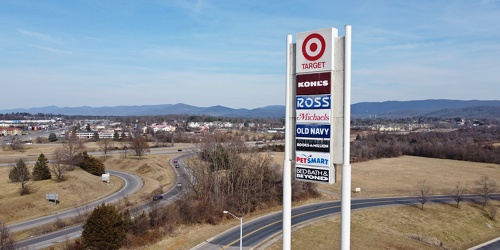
(294, 27), (344, 184)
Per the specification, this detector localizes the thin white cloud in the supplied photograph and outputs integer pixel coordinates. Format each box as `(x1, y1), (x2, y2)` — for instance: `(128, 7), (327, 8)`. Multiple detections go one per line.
(18, 29), (58, 43)
(30, 45), (72, 55)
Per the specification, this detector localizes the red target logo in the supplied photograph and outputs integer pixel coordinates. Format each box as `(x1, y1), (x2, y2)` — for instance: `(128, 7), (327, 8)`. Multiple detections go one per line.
(302, 33), (326, 61)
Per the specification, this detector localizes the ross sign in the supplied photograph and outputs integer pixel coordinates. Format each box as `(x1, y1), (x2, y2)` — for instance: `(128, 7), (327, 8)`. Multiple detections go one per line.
(296, 94), (331, 109)
(296, 72), (331, 95)
(296, 138), (330, 152)
(295, 151), (330, 167)
(295, 165), (331, 183)
(296, 28), (338, 74)
(296, 109), (330, 123)
(296, 124), (330, 138)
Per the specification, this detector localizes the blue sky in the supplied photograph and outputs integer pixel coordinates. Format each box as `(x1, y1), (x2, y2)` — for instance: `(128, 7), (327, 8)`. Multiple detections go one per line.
(1, 0), (500, 110)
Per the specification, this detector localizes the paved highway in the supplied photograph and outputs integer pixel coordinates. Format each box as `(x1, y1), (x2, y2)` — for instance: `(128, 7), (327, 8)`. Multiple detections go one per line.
(193, 195), (500, 250)
(13, 155), (189, 249)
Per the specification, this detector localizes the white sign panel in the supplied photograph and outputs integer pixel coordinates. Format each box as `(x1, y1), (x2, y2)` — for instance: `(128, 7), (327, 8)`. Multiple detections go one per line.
(296, 109), (330, 123)
(296, 165), (331, 183)
(296, 28), (338, 74)
(295, 151), (330, 167)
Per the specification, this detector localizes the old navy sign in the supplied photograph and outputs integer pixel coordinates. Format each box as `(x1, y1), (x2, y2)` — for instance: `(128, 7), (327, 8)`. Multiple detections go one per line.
(296, 165), (330, 183)
(296, 28), (337, 74)
(296, 138), (330, 152)
(296, 151), (330, 167)
(296, 94), (330, 109)
(296, 72), (331, 95)
(296, 109), (330, 123)
(296, 124), (330, 138)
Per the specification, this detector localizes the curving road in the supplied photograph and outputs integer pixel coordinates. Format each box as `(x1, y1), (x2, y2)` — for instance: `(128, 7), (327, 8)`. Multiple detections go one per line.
(13, 155), (188, 249)
(193, 195), (500, 250)
(8, 170), (142, 233)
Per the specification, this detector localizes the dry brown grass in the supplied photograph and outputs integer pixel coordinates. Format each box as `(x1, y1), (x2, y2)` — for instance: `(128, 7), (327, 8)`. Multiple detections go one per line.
(141, 155), (500, 249)
(0, 167), (122, 224)
(264, 200), (500, 250)
(0, 142), (177, 224)
(0, 141), (110, 164)
(319, 155), (500, 198)
(104, 153), (177, 204)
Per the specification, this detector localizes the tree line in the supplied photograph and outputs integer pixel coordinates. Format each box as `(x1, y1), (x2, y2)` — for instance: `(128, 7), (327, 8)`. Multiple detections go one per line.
(352, 126), (500, 164)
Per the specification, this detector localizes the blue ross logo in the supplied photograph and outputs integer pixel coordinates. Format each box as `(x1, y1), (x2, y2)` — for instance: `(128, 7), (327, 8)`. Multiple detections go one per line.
(296, 95), (331, 109)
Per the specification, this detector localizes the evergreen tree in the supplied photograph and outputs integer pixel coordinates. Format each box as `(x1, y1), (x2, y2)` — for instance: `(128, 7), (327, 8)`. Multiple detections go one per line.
(9, 158), (32, 195)
(82, 203), (127, 250)
(9, 159), (31, 182)
(77, 152), (106, 176)
(113, 131), (119, 141)
(48, 132), (58, 142)
(32, 153), (51, 181)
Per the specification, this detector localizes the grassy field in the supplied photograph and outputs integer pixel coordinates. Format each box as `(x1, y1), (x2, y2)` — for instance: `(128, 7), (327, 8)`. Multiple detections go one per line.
(142, 155), (500, 249)
(0, 142), (177, 225)
(3, 142), (500, 249)
(319, 155), (500, 198)
(264, 200), (500, 250)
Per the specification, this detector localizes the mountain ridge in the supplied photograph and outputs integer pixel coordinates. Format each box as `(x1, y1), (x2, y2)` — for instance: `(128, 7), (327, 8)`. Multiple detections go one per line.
(1, 99), (500, 118)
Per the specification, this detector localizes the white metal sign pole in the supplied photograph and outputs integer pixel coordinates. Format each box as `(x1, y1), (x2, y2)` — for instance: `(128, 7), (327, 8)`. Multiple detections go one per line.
(283, 34), (294, 250)
(340, 25), (352, 250)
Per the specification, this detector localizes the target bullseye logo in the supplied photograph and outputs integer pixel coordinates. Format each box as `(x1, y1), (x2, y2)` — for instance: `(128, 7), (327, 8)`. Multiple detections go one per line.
(302, 33), (326, 61)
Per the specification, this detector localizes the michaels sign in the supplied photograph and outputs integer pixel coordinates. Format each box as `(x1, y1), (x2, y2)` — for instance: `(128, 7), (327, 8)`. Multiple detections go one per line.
(296, 95), (331, 109)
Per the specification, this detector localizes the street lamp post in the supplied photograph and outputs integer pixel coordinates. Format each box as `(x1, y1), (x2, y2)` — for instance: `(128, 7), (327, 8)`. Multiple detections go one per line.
(223, 210), (242, 250)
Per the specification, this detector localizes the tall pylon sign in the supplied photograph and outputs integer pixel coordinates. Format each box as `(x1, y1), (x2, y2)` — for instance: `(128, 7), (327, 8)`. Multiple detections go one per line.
(283, 25), (352, 250)
(294, 27), (345, 184)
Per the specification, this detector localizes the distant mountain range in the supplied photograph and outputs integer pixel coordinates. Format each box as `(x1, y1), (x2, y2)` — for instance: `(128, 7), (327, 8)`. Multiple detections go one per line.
(1, 100), (500, 119)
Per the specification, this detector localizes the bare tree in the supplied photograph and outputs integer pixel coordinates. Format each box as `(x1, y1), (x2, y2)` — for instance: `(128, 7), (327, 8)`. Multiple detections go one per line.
(0, 221), (16, 250)
(474, 176), (498, 209)
(487, 205), (498, 220)
(129, 130), (150, 157)
(415, 180), (432, 210)
(450, 181), (468, 208)
(53, 138), (85, 171)
(51, 148), (68, 182)
(99, 139), (114, 159)
(8, 136), (23, 151)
